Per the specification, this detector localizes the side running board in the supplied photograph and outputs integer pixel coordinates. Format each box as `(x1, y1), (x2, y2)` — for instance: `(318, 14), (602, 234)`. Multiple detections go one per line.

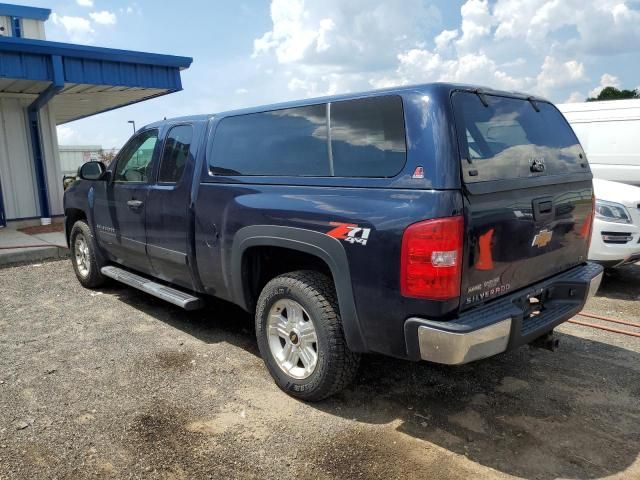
(100, 266), (203, 310)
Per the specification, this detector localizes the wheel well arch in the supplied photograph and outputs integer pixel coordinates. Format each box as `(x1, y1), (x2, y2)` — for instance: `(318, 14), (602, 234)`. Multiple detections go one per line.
(64, 208), (87, 247)
(230, 225), (367, 352)
(241, 246), (332, 309)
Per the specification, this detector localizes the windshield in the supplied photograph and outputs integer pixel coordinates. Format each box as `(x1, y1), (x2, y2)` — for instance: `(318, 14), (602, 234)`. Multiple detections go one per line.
(452, 92), (589, 183)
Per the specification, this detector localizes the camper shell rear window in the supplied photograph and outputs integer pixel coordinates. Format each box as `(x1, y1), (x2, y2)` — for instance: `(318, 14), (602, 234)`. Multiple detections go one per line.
(452, 92), (588, 183)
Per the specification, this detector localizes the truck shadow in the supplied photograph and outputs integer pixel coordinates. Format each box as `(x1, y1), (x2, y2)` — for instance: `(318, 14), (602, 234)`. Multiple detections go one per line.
(103, 282), (260, 356)
(315, 333), (640, 480)
(596, 262), (640, 300)
(102, 278), (640, 480)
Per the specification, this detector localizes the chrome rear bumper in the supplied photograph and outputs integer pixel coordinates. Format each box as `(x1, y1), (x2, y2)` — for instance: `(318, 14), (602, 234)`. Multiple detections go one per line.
(408, 263), (604, 365)
(417, 318), (512, 365)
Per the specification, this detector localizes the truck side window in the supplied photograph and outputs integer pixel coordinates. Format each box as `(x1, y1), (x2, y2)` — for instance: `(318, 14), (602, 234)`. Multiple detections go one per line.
(210, 104), (330, 176)
(330, 96), (407, 177)
(209, 96), (406, 178)
(114, 129), (159, 183)
(158, 125), (193, 183)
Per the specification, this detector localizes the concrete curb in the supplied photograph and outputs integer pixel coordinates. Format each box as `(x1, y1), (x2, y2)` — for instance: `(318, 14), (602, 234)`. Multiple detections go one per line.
(0, 246), (69, 268)
(0, 228), (69, 268)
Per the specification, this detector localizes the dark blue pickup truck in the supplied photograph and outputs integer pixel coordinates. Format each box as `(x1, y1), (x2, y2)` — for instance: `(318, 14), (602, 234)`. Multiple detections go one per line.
(64, 83), (603, 400)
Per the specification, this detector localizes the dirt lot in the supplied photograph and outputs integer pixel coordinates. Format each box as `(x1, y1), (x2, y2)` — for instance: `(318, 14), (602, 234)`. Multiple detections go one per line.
(1, 259), (639, 480)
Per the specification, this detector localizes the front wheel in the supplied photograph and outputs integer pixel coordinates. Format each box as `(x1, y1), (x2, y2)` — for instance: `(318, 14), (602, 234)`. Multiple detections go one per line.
(255, 270), (360, 401)
(70, 220), (107, 288)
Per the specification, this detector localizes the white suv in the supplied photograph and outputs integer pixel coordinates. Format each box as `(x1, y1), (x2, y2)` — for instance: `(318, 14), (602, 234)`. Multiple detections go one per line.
(590, 179), (640, 268)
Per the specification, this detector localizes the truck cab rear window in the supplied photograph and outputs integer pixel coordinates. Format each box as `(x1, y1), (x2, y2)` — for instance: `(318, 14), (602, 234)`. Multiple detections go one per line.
(209, 96), (406, 178)
(452, 92), (587, 183)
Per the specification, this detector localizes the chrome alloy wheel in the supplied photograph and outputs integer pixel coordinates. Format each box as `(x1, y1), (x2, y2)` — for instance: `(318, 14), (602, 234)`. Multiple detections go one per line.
(74, 233), (90, 277)
(267, 299), (319, 379)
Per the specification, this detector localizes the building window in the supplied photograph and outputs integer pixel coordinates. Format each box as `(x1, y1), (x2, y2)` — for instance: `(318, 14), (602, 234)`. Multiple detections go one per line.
(11, 17), (22, 38)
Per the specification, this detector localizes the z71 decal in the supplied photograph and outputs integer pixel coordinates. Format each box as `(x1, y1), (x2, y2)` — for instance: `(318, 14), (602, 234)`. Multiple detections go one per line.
(327, 222), (371, 246)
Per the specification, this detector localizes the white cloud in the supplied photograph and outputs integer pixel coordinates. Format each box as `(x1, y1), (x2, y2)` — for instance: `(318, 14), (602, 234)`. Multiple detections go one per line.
(493, 0), (640, 55)
(565, 91), (585, 103)
(235, 88), (249, 95)
(535, 56), (586, 96)
(253, 0), (441, 70)
(588, 73), (621, 98)
(252, 0), (310, 63)
(76, 0), (94, 6)
(50, 13), (94, 43)
(434, 29), (458, 51)
(250, 0), (638, 102)
(500, 58), (526, 69)
(456, 0), (493, 52)
(371, 48), (528, 92)
(288, 71), (367, 97)
(494, 0), (570, 45)
(119, 5), (138, 15)
(89, 10), (117, 25)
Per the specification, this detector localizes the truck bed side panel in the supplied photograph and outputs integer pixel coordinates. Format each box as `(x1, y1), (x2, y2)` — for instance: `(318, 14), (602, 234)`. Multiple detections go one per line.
(193, 184), (462, 358)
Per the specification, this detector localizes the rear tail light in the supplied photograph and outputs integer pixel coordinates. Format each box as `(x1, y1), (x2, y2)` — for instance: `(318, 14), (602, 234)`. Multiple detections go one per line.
(400, 216), (464, 300)
(587, 194), (595, 246)
(579, 194), (595, 244)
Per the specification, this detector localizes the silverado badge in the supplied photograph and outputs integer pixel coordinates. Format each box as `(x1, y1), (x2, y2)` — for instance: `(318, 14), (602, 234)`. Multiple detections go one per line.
(531, 228), (553, 248)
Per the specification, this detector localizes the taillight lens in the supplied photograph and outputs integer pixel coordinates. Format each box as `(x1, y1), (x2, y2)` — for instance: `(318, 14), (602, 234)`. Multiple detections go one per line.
(585, 194), (596, 246)
(579, 194), (595, 240)
(400, 216), (464, 300)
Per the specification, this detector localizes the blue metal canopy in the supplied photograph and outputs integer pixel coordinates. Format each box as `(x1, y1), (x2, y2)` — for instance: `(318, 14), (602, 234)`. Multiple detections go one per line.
(0, 36), (193, 123)
(0, 32), (192, 222)
(0, 3), (50, 21)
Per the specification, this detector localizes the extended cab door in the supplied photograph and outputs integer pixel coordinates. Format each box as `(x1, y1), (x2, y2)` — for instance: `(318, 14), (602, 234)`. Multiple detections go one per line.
(93, 129), (159, 274)
(145, 124), (197, 289)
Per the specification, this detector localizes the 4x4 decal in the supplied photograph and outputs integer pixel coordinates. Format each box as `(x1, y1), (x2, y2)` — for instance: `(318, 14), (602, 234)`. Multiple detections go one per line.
(326, 222), (371, 246)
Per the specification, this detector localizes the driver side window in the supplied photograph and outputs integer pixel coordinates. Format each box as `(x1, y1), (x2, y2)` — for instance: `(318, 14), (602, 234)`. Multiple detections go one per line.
(114, 129), (159, 183)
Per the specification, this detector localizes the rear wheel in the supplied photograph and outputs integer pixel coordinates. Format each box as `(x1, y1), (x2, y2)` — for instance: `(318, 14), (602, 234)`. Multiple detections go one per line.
(70, 220), (106, 288)
(255, 270), (360, 401)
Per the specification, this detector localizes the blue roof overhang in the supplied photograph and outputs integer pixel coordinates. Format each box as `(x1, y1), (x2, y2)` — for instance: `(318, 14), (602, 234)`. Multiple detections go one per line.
(0, 3), (51, 21)
(0, 36), (192, 124)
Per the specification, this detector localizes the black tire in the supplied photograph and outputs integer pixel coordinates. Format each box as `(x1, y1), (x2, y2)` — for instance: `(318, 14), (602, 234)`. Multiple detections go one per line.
(255, 270), (360, 401)
(69, 220), (107, 288)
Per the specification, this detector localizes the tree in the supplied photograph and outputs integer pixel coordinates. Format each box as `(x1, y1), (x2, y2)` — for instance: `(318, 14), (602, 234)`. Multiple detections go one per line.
(587, 86), (639, 102)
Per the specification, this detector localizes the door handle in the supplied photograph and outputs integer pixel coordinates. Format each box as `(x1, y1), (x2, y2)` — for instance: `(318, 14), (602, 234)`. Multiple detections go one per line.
(127, 199), (144, 210)
(532, 197), (554, 221)
(538, 201), (553, 213)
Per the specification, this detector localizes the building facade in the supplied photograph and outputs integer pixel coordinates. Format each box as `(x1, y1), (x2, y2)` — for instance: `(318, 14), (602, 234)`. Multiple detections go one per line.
(0, 3), (192, 226)
(59, 145), (105, 176)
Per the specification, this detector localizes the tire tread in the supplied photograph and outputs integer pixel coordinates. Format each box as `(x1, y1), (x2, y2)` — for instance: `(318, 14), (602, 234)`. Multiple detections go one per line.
(70, 220), (107, 289)
(256, 270), (360, 401)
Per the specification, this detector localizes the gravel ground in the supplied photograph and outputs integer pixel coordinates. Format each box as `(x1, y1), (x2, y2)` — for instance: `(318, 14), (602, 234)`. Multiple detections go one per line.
(0, 259), (639, 480)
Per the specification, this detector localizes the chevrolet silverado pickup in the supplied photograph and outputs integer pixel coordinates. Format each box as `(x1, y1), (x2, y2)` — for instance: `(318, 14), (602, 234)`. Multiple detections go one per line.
(64, 83), (603, 401)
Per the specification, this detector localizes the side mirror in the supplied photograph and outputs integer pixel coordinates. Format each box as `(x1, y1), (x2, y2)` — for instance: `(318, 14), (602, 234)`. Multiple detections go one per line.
(78, 161), (107, 181)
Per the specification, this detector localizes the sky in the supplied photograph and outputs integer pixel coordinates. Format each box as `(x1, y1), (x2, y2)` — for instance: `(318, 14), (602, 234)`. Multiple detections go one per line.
(19, 0), (640, 149)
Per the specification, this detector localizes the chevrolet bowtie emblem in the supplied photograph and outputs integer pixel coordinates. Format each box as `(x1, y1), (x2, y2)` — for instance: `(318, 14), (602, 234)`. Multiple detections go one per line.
(532, 229), (553, 248)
